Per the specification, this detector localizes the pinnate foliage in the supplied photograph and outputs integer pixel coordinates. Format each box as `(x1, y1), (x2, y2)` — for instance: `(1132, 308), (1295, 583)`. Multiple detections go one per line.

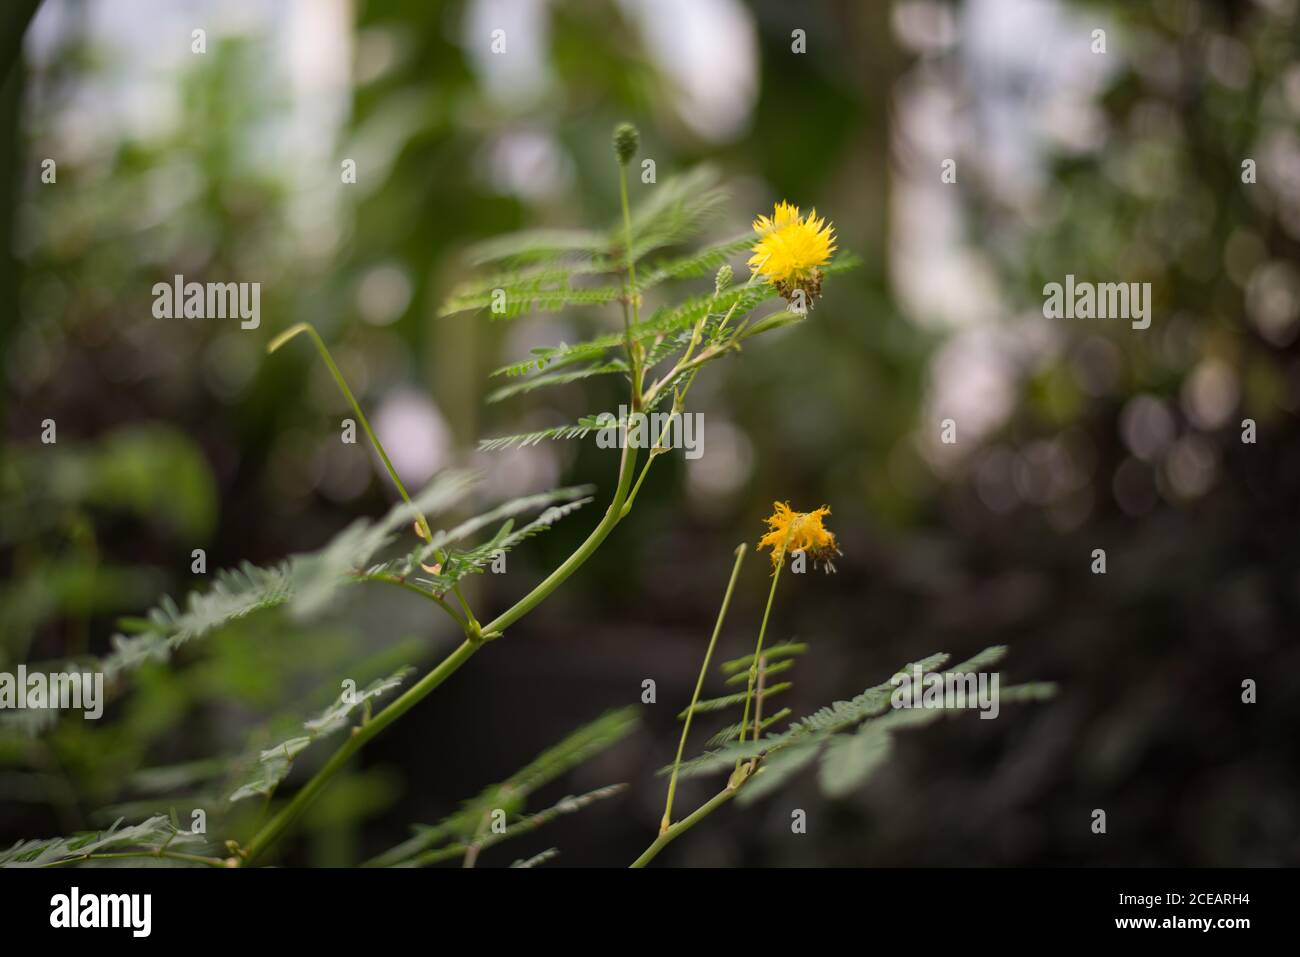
(452, 165), (858, 456)
(0, 815), (209, 868)
(368, 707), (638, 867)
(227, 668), (413, 803)
(675, 646), (1055, 805)
(99, 472), (593, 682)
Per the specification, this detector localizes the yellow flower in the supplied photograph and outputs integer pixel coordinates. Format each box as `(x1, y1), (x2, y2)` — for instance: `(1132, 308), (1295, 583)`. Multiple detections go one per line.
(747, 202), (836, 305)
(757, 501), (840, 573)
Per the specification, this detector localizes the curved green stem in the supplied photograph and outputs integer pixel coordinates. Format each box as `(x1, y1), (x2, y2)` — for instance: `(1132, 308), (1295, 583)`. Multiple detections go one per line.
(242, 638), (481, 863)
(480, 440), (638, 637)
(248, 319), (644, 863)
(661, 543), (746, 833)
(270, 322), (481, 635)
(268, 323), (433, 542)
(255, 186), (661, 862)
(242, 439), (636, 863)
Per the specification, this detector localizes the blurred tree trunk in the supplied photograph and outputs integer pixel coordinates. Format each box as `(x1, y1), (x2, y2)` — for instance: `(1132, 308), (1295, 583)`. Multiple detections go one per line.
(0, 1), (42, 426)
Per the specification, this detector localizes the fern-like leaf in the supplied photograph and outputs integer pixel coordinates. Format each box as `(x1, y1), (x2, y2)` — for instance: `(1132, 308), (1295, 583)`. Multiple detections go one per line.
(669, 647), (1056, 810)
(100, 472), (480, 679)
(227, 668), (412, 803)
(677, 682), (793, 719)
(0, 815), (208, 868)
(486, 360), (628, 403)
(101, 561), (295, 680)
(446, 166), (734, 329)
(511, 847), (560, 868)
(705, 708), (792, 748)
(720, 641), (808, 675)
(635, 234), (753, 290)
(466, 228), (607, 266)
(624, 166), (728, 261)
(366, 488), (596, 595)
(445, 282), (627, 320)
(368, 708), (638, 867)
(396, 785), (626, 868)
(477, 416), (608, 452)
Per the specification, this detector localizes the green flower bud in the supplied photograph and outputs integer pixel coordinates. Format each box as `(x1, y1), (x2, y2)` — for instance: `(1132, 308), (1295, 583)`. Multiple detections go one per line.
(714, 264), (733, 293)
(613, 122), (640, 166)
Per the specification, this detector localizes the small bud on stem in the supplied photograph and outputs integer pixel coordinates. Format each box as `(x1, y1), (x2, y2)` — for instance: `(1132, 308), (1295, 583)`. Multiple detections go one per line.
(613, 122), (640, 166)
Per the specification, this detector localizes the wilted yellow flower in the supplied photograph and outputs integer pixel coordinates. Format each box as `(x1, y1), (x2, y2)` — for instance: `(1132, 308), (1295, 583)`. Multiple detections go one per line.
(747, 202), (836, 305)
(757, 501), (840, 573)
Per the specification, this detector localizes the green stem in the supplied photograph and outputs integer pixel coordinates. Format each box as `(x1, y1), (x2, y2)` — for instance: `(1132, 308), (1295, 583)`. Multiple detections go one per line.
(619, 368), (701, 520)
(480, 440), (638, 637)
(618, 164), (644, 403)
(451, 583), (480, 633)
(619, 455), (655, 521)
(736, 544), (787, 771)
(268, 323), (434, 543)
(242, 638), (481, 863)
(752, 653), (767, 742)
(660, 544), (747, 833)
(619, 296), (635, 405)
(270, 322), (481, 639)
(462, 810), (492, 869)
(245, 332), (642, 863)
(631, 782), (742, 868)
(397, 841), (473, 868)
(641, 343), (738, 411)
(471, 160), (646, 641)
(254, 196), (662, 862)
(641, 275), (756, 411)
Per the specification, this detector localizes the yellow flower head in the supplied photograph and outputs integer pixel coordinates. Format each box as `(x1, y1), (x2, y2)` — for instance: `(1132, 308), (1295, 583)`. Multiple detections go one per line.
(757, 501), (840, 573)
(747, 202), (836, 305)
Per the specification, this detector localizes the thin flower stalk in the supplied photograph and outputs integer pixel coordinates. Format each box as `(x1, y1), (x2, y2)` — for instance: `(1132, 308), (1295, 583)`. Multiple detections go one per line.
(660, 543), (747, 834)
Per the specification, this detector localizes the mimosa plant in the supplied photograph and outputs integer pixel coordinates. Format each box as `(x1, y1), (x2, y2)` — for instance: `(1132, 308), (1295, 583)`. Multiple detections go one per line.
(1, 124), (1052, 869)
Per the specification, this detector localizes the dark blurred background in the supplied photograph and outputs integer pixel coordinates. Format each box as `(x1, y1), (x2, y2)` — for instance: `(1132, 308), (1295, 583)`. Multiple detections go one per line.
(2, 0), (1298, 866)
